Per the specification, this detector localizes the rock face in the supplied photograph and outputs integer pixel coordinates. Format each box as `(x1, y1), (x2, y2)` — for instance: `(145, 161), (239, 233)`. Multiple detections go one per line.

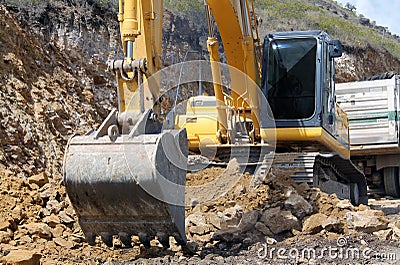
(0, 4), (116, 178)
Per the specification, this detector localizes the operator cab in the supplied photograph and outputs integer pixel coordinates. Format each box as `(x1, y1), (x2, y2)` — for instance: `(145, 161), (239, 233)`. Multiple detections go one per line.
(260, 30), (349, 158)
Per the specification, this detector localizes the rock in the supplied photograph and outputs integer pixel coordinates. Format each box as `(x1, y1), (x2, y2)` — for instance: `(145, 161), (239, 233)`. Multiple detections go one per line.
(53, 237), (75, 249)
(40, 208), (51, 217)
(28, 172), (49, 187)
(221, 205), (243, 229)
(209, 212), (223, 229)
(186, 212), (206, 227)
(302, 213), (343, 234)
(70, 233), (85, 243)
(212, 228), (241, 242)
(40, 185), (57, 199)
(64, 205), (75, 217)
(335, 199), (355, 210)
(357, 204), (369, 211)
(46, 200), (63, 214)
(192, 233), (214, 243)
(43, 215), (60, 228)
(238, 210), (260, 232)
(0, 221), (10, 231)
(255, 222), (273, 236)
(346, 210), (388, 233)
(0, 231), (12, 243)
(284, 189), (313, 219)
(250, 168), (268, 189)
(24, 223), (52, 239)
(18, 235), (33, 245)
(260, 207), (300, 234)
(188, 224), (212, 235)
(233, 185), (246, 196)
(297, 182), (310, 192)
(58, 211), (74, 224)
(1, 250), (41, 265)
(11, 206), (24, 222)
(190, 198), (199, 207)
(51, 226), (65, 238)
(186, 241), (199, 253)
(242, 237), (252, 245)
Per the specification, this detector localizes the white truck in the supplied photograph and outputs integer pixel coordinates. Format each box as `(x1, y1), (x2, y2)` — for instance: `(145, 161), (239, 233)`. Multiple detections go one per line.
(336, 74), (400, 197)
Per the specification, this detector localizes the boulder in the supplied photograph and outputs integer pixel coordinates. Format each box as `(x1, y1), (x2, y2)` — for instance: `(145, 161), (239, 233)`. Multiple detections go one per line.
(58, 211), (74, 224)
(255, 222), (273, 236)
(1, 250), (41, 265)
(373, 229), (393, 240)
(237, 210), (260, 232)
(0, 231), (12, 243)
(335, 199), (355, 210)
(260, 207), (300, 234)
(221, 205), (243, 229)
(0, 221), (10, 231)
(186, 212), (207, 227)
(46, 200), (63, 214)
(302, 213), (343, 234)
(346, 210), (388, 233)
(28, 172), (49, 187)
(209, 212), (223, 229)
(284, 189), (313, 219)
(43, 215), (60, 228)
(188, 223), (212, 235)
(24, 223), (52, 239)
(53, 237), (76, 249)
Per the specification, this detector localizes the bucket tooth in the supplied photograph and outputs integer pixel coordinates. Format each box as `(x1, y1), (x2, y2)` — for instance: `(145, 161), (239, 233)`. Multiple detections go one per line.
(85, 233), (96, 245)
(139, 233), (151, 249)
(100, 233), (113, 247)
(174, 234), (186, 246)
(119, 233), (132, 248)
(157, 233), (170, 249)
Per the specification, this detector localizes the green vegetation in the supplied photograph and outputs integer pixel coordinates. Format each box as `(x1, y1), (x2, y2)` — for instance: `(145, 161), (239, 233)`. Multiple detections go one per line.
(164, 0), (206, 28)
(1, 0), (399, 58)
(162, 0), (400, 59)
(255, 0), (400, 59)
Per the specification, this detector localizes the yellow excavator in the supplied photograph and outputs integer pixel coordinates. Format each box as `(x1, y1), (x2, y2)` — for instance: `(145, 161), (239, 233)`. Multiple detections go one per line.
(63, 0), (367, 247)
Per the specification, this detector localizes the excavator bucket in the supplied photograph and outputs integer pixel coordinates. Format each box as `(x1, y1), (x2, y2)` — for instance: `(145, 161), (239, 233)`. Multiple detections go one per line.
(63, 112), (188, 247)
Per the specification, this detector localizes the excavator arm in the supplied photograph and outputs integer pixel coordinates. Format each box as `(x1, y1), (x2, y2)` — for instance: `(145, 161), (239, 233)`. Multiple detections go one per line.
(63, 0), (188, 248)
(63, 0), (266, 248)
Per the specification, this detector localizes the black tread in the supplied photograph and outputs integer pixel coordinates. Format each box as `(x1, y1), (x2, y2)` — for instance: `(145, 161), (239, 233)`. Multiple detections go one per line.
(383, 167), (400, 198)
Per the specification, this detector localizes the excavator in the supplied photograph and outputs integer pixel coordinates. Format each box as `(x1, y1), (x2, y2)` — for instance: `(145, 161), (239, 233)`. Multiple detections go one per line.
(63, 0), (368, 248)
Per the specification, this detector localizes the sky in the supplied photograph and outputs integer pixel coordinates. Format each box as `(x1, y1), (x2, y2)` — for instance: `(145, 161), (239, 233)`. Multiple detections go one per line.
(338, 0), (400, 36)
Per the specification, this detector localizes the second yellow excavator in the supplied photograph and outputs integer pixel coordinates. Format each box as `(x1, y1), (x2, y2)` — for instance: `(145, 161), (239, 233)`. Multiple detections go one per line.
(63, 0), (367, 248)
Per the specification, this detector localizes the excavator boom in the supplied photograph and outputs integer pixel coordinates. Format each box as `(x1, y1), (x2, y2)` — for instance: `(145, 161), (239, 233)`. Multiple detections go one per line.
(63, 0), (188, 247)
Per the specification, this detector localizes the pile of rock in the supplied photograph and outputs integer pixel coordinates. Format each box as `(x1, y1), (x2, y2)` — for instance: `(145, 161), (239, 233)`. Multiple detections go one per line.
(185, 167), (394, 250)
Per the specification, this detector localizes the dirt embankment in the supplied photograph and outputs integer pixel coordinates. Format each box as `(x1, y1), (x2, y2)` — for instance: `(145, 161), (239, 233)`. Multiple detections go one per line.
(336, 45), (400, 82)
(0, 3), (116, 176)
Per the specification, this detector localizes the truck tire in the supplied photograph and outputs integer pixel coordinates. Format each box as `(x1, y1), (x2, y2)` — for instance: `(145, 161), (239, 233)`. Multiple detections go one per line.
(383, 167), (400, 198)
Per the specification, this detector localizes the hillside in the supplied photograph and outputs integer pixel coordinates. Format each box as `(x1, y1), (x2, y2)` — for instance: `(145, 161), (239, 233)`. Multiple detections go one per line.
(2, 0), (400, 81)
